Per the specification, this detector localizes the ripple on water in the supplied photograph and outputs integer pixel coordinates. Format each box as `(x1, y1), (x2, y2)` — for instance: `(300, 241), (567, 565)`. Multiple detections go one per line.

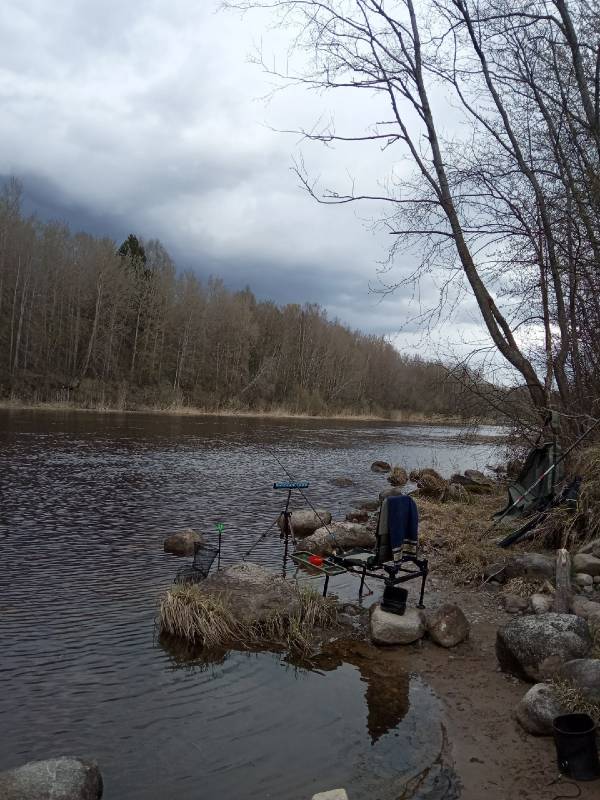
(0, 411), (491, 798)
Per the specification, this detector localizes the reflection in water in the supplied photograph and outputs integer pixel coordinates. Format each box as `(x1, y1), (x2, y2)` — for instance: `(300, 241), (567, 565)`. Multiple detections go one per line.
(0, 411), (491, 798)
(301, 639), (411, 744)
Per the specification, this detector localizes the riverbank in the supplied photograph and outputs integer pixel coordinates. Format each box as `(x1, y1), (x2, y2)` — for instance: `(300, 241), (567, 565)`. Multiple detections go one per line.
(0, 398), (498, 427)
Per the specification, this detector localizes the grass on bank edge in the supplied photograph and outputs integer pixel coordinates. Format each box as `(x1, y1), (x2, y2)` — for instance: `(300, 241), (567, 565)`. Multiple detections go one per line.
(157, 583), (338, 655)
(417, 488), (508, 583)
(0, 398), (497, 426)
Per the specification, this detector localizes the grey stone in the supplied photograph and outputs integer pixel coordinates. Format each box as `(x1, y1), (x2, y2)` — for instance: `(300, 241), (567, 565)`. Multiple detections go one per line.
(569, 595), (600, 619)
(300, 522), (375, 555)
(575, 573), (594, 586)
(188, 562), (321, 636)
(515, 683), (566, 736)
(503, 594), (529, 614)
(594, 576), (600, 584)
(330, 477), (354, 488)
(280, 509), (331, 538)
(0, 757), (102, 800)
(484, 562), (507, 583)
(583, 585), (594, 594)
(163, 528), (203, 555)
(504, 553), (555, 580)
(371, 460), (391, 473)
(557, 659), (600, 704)
(425, 603), (470, 647)
(578, 538), (600, 558)
(312, 791), (349, 800)
(530, 593), (554, 615)
(345, 509), (369, 523)
(496, 613), (592, 682)
(573, 554), (600, 576)
(357, 499), (380, 512)
(370, 605), (425, 645)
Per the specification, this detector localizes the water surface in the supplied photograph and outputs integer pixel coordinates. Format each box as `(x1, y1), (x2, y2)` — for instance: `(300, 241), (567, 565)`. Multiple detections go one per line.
(0, 410), (498, 798)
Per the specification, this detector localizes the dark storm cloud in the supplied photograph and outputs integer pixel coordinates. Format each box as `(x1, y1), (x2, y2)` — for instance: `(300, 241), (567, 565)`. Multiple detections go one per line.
(0, 0), (491, 353)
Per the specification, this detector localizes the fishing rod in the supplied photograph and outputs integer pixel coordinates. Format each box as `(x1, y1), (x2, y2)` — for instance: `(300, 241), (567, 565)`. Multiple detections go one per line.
(479, 415), (600, 541)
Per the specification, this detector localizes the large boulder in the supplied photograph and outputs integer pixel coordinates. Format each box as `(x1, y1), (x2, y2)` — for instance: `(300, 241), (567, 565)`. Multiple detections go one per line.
(515, 684), (566, 736)
(569, 595), (600, 620)
(357, 499), (380, 512)
(557, 659), (600, 704)
(279, 509), (332, 538)
(496, 613), (592, 682)
(163, 528), (203, 555)
(371, 460), (391, 473)
(572, 553), (600, 576)
(0, 757), (102, 800)
(172, 563), (300, 628)
(425, 604), (470, 647)
(503, 553), (555, 580)
(370, 605), (425, 645)
(299, 522), (375, 555)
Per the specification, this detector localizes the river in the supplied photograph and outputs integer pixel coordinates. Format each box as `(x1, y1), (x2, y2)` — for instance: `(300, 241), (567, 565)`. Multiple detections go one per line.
(0, 410), (502, 799)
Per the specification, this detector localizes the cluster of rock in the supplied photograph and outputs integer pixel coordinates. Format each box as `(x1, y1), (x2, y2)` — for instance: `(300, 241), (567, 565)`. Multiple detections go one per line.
(409, 467), (494, 503)
(370, 602), (470, 648)
(488, 543), (600, 737)
(0, 757), (102, 800)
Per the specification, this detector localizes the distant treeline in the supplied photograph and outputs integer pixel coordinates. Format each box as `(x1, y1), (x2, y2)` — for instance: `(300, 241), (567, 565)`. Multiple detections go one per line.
(0, 179), (493, 418)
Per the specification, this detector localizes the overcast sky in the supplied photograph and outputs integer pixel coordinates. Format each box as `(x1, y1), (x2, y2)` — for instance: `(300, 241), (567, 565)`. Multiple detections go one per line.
(0, 0), (493, 363)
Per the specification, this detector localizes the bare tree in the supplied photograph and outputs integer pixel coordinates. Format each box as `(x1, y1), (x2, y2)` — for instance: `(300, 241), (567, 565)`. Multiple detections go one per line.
(229, 0), (600, 425)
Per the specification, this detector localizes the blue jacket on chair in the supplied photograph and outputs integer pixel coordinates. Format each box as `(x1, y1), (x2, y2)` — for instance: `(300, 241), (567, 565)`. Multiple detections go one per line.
(387, 495), (419, 551)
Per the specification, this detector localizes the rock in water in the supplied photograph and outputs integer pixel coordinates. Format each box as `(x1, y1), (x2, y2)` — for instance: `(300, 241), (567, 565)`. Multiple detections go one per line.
(370, 605), (425, 645)
(515, 684), (566, 736)
(573, 553), (600, 576)
(425, 604), (470, 647)
(557, 659), (600, 704)
(299, 522), (375, 555)
(496, 613), (591, 681)
(371, 460), (392, 473)
(163, 528), (203, 555)
(278, 509), (332, 538)
(330, 477), (354, 487)
(0, 757), (103, 800)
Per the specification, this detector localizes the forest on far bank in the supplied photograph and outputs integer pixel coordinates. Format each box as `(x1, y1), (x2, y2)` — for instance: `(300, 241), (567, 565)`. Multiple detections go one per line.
(0, 180), (500, 420)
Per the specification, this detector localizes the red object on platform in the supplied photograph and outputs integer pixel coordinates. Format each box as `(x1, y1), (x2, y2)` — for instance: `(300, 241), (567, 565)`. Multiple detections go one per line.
(308, 555), (324, 566)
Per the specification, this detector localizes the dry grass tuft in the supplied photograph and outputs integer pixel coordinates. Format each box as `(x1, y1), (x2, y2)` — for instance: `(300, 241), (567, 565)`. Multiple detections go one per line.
(550, 678), (600, 725)
(417, 489), (505, 583)
(158, 583), (338, 655)
(501, 577), (545, 598)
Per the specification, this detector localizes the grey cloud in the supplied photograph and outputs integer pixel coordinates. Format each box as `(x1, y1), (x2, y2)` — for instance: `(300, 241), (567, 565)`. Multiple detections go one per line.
(0, 0), (493, 356)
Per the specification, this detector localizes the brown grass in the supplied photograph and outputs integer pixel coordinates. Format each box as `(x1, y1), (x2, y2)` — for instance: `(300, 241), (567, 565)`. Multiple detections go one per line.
(157, 583), (338, 655)
(417, 487), (507, 583)
(550, 678), (600, 725)
(501, 577), (546, 598)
